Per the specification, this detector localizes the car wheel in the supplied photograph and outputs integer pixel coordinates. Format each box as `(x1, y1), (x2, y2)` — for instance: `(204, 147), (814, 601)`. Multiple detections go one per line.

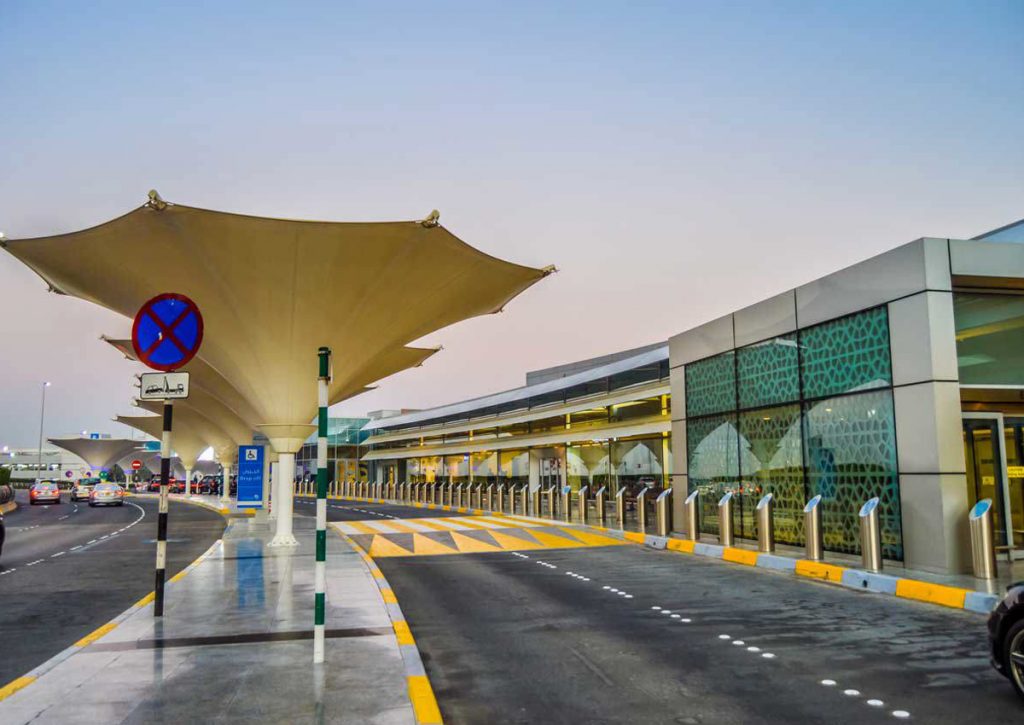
(1004, 619), (1024, 701)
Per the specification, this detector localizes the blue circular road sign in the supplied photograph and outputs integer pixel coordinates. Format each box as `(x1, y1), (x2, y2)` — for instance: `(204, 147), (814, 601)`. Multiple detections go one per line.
(131, 293), (204, 372)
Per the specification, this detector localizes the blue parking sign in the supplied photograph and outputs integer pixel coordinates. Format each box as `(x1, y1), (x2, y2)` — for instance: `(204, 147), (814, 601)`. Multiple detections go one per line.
(236, 445), (264, 508)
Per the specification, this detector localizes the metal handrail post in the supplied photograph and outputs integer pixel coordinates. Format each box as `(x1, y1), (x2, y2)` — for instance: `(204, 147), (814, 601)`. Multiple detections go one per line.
(561, 486), (571, 522)
(531, 486), (541, 517)
(683, 489), (700, 541)
(804, 495), (823, 560)
(520, 485), (529, 516)
(655, 489), (672, 537)
(615, 488), (626, 529)
(718, 491), (734, 547)
(595, 486), (607, 525)
(756, 493), (775, 553)
(578, 486), (589, 525)
(969, 499), (997, 579)
(636, 488), (649, 533)
(859, 497), (883, 572)
(486, 483), (495, 511)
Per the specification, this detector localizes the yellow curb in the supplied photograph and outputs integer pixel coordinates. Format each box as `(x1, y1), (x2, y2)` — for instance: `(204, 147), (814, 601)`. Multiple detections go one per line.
(169, 570), (187, 583)
(135, 592), (156, 607)
(74, 621), (118, 647)
(408, 675), (443, 724)
(380, 588), (398, 604)
(665, 539), (695, 553)
(895, 579), (968, 609)
(723, 548), (759, 567)
(394, 620), (416, 646)
(622, 532), (646, 544)
(0, 675), (36, 702)
(795, 560), (847, 583)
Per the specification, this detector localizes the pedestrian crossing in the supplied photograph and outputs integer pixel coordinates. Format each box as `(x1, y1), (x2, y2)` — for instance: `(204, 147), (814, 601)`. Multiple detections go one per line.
(332, 515), (625, 558)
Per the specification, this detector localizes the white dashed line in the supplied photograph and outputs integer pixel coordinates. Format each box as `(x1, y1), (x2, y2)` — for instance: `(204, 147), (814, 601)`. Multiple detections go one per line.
(892, 711), (910, 719)
(50, 552), (65, 558)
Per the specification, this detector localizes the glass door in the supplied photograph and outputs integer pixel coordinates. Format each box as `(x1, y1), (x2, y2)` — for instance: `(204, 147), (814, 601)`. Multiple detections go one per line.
(1005, 418), (1024, 551)
(963, 413), (1017, 559)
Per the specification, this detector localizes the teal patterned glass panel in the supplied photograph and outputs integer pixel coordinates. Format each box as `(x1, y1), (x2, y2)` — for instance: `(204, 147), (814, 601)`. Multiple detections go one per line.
(686, 414), (739, 536)
(738, 405), (805, 546)
(802, 390), (902, 560)
(685, 352), (736, 417)
(800, 307), (892, 400)
(737, 335), (800, 409)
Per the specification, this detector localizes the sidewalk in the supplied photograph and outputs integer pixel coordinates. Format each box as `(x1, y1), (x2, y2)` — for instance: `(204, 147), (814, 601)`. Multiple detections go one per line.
(0, 512), (423, 724)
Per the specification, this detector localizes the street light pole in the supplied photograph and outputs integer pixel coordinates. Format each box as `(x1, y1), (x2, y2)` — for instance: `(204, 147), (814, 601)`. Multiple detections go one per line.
(36, 382), (51, 484)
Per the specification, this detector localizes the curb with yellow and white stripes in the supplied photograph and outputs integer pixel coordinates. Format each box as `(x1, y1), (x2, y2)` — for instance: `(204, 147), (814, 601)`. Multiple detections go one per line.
(589, 527), (1001, 615)
(335, 528), (443, 725)
(326, 493), (1000, 617)
(0, 538), (223, 703)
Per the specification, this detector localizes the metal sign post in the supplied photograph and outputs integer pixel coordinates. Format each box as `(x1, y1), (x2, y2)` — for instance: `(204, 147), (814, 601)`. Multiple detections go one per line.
(314, 347), (332, 664)
(131, 292), (203, 619)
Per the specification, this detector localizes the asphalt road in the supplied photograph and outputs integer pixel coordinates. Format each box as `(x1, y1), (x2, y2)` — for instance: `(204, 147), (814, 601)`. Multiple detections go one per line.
(0, 490), (225, 686)
(377, 543), (1022, 724)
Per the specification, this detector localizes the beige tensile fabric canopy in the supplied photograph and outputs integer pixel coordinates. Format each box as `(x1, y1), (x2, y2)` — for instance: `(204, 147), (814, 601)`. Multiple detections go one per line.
(115, 415), (209, 470)
(102, 336), (439, 430)
(5, 193), (553, 450)
(132, 400), (238, 462)
(48, 437), (142, 473)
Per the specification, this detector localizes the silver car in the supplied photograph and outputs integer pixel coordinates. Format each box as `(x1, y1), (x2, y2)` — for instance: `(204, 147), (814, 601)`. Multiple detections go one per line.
(89, 483), (126, 507)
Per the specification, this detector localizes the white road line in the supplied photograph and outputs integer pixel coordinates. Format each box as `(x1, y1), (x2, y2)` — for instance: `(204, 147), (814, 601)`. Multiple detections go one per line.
(71, 545), (82, 551)
(51, 552), (65, 558)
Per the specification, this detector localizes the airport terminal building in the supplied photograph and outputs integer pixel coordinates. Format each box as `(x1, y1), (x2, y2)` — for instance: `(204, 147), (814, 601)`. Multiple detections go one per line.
(365, 220), (1024, 575)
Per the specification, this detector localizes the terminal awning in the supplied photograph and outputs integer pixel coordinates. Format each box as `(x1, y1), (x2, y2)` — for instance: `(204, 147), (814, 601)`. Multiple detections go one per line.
(115, 415), (209, 469)
(47, 437), (142, 472)
(5, 196), (552, 433)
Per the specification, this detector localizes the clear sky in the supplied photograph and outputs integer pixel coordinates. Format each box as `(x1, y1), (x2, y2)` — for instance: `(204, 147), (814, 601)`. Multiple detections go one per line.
(0, 0), (1021, 447)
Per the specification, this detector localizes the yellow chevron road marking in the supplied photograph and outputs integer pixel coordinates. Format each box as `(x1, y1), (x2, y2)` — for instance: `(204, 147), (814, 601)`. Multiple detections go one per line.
(368, 536), (415, 557)
(450, 531), (504, 553)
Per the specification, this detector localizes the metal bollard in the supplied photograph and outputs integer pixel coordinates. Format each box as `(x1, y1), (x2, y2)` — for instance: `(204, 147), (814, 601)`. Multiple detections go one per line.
(683, 489), (700, 541)
(969, 499), (997, 579)
(756, 493), (775, 553)
(595, 486), (607, 524)
(804, 495), (823, 561)
(531, 486), (541, 517)
(486, 483), (495, 511)
(718, 491), (734, 547)
(507, 485), (516, 514)
(544, 486), (555, 519)
(578, 485), (589, 525)
(637, 488), (649, 533)
(561, 486), (572, 522)
(615, 488), (627, 529)
(497, 484), (505, 512)
(655, 488), (672, 537)
(520, 485), (529, 516)
(859, 497), (883, 572)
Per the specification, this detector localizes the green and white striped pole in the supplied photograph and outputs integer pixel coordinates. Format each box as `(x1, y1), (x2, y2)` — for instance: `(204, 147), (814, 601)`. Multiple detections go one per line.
(314, 346), (331, 664)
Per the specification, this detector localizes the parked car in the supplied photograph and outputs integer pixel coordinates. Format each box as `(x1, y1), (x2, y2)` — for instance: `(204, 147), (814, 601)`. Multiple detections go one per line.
(71, 478), (100, 501)
(988, 581), (1024, 700)
(29, 481), (62, 505)
(89, 482), (126, 507)
(201, 476), (221, 494)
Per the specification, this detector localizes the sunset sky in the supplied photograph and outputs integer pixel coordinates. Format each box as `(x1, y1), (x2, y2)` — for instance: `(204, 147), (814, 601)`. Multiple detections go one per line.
(1, 0), (1021, 447)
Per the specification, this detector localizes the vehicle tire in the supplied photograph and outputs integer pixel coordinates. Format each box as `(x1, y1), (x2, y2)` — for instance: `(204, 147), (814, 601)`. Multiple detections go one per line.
(1004, 619), (1024, 701)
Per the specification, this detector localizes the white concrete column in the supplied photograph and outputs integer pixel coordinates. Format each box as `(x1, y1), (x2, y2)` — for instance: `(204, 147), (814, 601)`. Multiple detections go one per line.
(271, 452), (298, 546)
(220, 461), (231, 505)
(184, 467), (193, 497)
(268, 462), (279, 520)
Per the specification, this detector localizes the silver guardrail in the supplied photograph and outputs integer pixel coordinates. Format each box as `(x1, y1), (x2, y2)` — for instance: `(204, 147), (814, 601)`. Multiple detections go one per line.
(718, 491), (734, 547)
(756, 493), (774, 553)
(804, 494), (823, 561)
(859, 497), (882, 572)
(970, 498), (997, 579)
(655, 488), (672, 537)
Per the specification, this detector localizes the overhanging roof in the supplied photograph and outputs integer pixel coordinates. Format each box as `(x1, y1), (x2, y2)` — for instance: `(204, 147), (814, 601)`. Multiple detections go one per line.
(47, 437), (142, 471)
(114, 415), (209, 468)
(5, 195), (553, 432)
(367, 345), (669, 432)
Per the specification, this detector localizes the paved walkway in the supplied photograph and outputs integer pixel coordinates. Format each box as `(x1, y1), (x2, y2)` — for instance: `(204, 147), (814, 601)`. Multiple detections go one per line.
(0, 512), (418, 724)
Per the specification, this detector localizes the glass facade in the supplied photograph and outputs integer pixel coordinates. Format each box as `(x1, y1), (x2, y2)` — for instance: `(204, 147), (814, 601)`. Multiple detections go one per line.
(684, 307), (903, 560)
(954, 292), (1024, 386)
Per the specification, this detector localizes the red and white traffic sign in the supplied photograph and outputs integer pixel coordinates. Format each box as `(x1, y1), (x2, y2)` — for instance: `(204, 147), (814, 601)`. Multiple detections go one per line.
(131, 459), (143, 470)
